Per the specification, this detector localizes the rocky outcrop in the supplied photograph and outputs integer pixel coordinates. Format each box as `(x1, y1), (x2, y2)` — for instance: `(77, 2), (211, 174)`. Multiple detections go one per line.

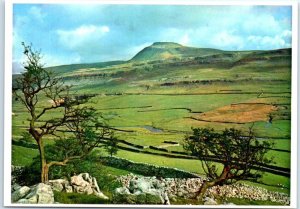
(71, 173), (108, 199)
(48, 179), (73, 193)
(48, 173), (108, 200)
(12, 183), (54, 204)
(11, 186), (31, 202)
(12, 173), (108, 204)
(114, 175), (170, 204)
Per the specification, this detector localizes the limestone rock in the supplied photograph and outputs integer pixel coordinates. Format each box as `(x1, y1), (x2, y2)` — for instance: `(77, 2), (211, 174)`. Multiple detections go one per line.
(29, 183), (54, 204)
(16, 183), (54, 204)
(13, 173), (109, 204)
(48, 173), (108, 200)
(48, 179), (70, 192)
(70, 173), (108, 200)
(71, 175), (90, 188)
(203, 197), (218, 205)
(11, 186), (30, 202)
(118, 174), (290, 205)
(11, 183), (22, 192)
(114, 177), (169, 204)
(115, 187), (131, 195)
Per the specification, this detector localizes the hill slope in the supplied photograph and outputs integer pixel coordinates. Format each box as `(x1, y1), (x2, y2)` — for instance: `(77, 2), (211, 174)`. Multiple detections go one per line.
(131, 42), (223, 62)
(46, 60), (126, 74)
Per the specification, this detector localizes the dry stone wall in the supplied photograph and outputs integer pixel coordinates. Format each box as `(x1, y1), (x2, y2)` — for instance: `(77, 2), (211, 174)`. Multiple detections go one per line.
(118, 174), (290, 205)
(100, 156), (200, 178)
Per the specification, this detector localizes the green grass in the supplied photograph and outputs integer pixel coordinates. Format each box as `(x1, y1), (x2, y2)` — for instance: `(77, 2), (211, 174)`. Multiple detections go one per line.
(171, 196), (283, 205)
(12, 145), (39, 166)
(225, 197), (283, 205)
(53, 191), (111, 204)
(114, 149), (290, 194)
(11, 47), (292, 201)
(271, 139), (291, 151)
(266, 150), (291, 168)
(11, 142), (290, 195)
(115, 149), (204, 174)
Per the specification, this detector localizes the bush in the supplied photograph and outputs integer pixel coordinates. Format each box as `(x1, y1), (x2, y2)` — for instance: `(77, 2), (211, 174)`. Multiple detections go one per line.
(14, 157), (40, 186)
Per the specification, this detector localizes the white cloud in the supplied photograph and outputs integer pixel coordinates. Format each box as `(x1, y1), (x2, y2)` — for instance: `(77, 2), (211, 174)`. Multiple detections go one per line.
(42, 54), (81, 67)
(13, 5), (292, 67)
(212, 31), (244, 50)
(12, 60), (24, 74)
(57, 25), (110, 49)
(247, 30), (292, 49)
(241, 13), (281, 36)
(28, 6), (46, 22)
(158, 28), (191, 46)
(69, 25), (109, 37)
(179, 34), (190, 45)
(281, 30), (292, 39)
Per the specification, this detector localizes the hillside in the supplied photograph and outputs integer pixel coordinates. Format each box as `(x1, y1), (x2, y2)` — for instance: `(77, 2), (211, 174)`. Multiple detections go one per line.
(130, 42), (223, 62)
(46, 60), (126, 74)
(12, 41), (292, 202)
(12, 43), (291, 78)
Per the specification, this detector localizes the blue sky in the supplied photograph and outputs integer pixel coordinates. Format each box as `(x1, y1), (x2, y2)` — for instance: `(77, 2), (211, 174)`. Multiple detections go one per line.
(13, 4), (292, 73)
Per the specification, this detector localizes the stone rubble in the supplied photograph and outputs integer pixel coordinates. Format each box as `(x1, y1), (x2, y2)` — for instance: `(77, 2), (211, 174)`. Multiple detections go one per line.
(118, 174), (290, 205)
(114, 175), (170, 205)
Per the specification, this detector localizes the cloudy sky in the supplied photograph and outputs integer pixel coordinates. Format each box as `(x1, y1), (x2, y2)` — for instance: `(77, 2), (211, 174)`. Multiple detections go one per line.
(13, 4), (292, 73)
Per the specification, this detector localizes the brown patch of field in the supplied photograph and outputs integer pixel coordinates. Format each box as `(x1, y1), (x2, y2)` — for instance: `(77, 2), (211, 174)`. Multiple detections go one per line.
(194, 103), (278, 123)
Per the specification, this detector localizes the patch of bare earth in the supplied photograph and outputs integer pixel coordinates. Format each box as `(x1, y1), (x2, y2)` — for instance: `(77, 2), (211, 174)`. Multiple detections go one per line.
(194, 103), (278, 123)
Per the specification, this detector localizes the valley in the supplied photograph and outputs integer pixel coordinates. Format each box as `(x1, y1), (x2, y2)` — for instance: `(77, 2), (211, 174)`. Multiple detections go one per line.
(12, 42), (292, 204)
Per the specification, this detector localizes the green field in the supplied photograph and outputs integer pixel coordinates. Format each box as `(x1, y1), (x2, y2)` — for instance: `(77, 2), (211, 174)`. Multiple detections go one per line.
(12, 43), (292, 201)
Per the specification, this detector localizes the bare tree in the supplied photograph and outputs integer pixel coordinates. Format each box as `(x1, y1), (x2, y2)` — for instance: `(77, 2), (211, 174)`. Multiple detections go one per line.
(183, 127), (273, 201)
(14, 43), (113, 182)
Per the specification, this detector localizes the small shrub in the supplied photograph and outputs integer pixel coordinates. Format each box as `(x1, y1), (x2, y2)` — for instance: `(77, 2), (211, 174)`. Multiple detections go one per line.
(14, 157), (40, 186)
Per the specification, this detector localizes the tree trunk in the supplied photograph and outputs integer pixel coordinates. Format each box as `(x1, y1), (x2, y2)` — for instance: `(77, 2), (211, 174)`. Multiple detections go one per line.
(196, 180), (217, 201)
(41, 163), (49, 183)
(37, 139), (49, 183)
(196, 165), (231, 201)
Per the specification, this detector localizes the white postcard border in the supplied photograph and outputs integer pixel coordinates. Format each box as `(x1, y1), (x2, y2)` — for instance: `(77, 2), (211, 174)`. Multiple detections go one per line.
(4, 0), (298, 208)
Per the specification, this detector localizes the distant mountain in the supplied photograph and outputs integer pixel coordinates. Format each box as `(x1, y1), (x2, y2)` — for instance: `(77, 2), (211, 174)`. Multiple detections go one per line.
(130, 42), (223, 62)
(12, 42), (291, 78)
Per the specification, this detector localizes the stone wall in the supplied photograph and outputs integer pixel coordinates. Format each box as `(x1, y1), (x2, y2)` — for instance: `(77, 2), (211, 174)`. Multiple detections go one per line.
(99, 156), (200, 178)
(118, 174), (290, 205)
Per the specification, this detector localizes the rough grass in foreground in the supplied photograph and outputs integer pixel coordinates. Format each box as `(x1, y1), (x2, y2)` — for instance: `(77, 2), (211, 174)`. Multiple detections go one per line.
(12, 145), (39, 166)
(171, 196), (283, 205)
(53, 191), (111, 204)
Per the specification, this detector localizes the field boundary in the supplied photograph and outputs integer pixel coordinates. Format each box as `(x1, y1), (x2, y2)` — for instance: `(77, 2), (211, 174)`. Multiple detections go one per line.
(99, 156), (201, 178)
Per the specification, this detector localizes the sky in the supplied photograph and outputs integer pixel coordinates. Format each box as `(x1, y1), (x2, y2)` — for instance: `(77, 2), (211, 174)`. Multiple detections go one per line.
(13, 4), (292, 73)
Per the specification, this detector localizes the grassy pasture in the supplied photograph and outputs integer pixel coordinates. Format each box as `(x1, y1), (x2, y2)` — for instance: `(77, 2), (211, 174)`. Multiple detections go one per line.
(11, 47), (292, 200)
